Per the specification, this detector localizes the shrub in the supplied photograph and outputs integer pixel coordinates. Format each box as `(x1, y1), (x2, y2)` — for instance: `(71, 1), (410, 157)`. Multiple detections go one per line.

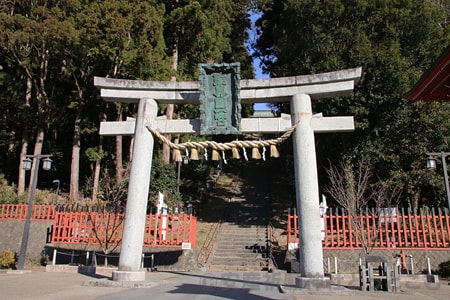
(438, 260), (450, 278)
(0, 174), (22, 204)
(0, 251), (17, 269)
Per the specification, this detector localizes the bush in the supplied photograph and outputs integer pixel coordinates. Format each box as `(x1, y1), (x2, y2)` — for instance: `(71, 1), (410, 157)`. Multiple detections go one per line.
(438, 260), (450, 278)
(0, 174), (22, 204)
(0, 251), (17, 269)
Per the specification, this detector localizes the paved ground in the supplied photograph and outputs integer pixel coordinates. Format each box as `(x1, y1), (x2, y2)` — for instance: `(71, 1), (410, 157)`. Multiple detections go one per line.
(1, 268), (449, 300)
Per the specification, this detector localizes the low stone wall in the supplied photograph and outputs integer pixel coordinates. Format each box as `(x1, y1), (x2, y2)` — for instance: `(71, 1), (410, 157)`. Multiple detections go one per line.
(45, 264), (114, 277)
(323, 249), (450, 274)
(2, 220), (448, 275)
(0, 220), (53, 263)
(0, 220), (199, 270)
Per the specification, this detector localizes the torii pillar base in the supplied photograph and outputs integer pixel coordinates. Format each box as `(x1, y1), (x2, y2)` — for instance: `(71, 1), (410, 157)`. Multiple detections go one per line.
(112, 270), (145, 282)
(296, 277), (331, 289)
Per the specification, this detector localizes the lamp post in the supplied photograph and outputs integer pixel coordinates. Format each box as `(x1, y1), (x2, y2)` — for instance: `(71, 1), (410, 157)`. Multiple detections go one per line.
(53, 179), (60, 204)
(17, 154), (52, 270)
(426, 152), (450, 210)
(176, 156), (189, 212)
(176, 156), (189, 194)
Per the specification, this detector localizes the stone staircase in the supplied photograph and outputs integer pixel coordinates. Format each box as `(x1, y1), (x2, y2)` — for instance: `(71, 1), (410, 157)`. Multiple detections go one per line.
(207, 196), (269, 272)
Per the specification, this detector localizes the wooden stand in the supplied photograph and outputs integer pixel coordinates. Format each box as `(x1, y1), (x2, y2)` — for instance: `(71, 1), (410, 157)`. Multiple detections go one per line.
(360, 256), (400, 292)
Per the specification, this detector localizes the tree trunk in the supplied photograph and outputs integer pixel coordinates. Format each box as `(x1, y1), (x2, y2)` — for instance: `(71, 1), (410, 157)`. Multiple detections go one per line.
(28, 44), (50, 192)
(17, 77), (32, 195)
(128, 135), (134, 164)
(92, 152), (101, 203)
(115, 104), (123, 184)
(28, 128), (44, 191)
(29, 91), (47, 192)
(92, 111), (107, 202)
(162, 105), (174, 164)
(162, 40), (178, 164)
(413, 191), (420, 209)
(69, 107), (81, 202)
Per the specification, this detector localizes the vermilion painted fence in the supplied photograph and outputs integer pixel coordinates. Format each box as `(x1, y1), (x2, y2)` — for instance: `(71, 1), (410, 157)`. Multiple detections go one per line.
(51, 211), (196, 248)
(287, 207), (450, 250)
(0, 204), (196, 248)
(0, 204), (56, 221)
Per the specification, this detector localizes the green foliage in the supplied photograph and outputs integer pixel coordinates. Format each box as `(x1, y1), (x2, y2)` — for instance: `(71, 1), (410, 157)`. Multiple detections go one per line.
(149, 157), (180, 208)
(0, 0), (254, 203)
(254, 0), (450, 207)
(85, 147), (107, 162)
(0, 251), (17, 269)
(0, 174), (23, 204)
(438, 260), (450, 278)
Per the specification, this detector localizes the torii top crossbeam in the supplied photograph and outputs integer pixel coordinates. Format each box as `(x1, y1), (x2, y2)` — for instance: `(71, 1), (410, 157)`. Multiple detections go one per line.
(94, 67), (362, 104)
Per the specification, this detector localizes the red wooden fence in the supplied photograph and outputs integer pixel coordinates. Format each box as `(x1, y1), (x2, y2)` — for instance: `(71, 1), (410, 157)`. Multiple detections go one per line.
(51, 211), (196, 248)
(287, 207), (450, 250)
(0, 204), (196, 248)
(0, 204), (56, 221)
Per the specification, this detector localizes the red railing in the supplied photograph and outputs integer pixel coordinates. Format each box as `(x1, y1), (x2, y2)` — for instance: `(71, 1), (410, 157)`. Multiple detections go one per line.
(51, 211), (196, 248)
(287, 207), (450, 250)
(0, 204), (196, 248)
(0, 204), (56, 221)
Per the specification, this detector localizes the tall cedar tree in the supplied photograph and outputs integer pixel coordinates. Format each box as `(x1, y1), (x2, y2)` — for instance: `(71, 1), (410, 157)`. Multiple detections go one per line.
(254, 0), (450, 207)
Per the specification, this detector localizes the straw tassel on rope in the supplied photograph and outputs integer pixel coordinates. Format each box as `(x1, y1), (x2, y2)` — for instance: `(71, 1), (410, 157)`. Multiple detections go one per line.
(190, 148), (199, 160)
(231, 147), (240, 159)
(211, 149), (220, 161)
(270, 144), (280, 158)
(252, 147), (261, 160)
(145, 121), (298, 161)
(173, 149), (182, 162)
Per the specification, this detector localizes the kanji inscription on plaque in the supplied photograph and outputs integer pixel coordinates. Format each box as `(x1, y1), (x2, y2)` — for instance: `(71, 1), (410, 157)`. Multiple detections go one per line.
(199, 63), (241, 135)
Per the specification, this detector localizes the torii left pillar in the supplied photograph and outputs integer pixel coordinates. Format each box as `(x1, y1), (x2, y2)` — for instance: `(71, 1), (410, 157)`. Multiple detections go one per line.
(291, 94), (329, 288)
(112, 98), (157, 282)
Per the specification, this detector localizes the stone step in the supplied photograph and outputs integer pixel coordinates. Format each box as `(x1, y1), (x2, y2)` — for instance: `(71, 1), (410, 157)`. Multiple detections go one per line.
(219, 233), (266, 237)
(210, 263), (269, 269)
(206, 193), (270, 272)
(213, 253), (267, 260)
(213, 251), (262, 257)
(218, 236), (267, 241)
(210, 261), (267, 268)
(208, 265), (266, 272)
(221, 223), (267, 228)
(220, 230), (266, 233)
(211, 256), (267, 265)
(219, 235), (267, 240)
(219, 228), (267, 233)
(221, 226), (266, 229)
(217, 242), (267, 247)
(219, 232), (267, 237)
(213, 249), (269, 256)
(215, 244), (267, 250)
(220, 227), (267, 231)
(217, 236), (266, 241)
(214, 248), (266, 254)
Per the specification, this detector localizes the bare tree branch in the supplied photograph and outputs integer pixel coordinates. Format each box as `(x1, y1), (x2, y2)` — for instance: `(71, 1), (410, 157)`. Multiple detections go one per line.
(325, 160), (402, 255)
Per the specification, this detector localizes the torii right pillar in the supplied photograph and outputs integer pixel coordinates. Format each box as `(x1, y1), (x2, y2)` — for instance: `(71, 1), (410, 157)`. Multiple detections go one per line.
(291, 93), (330, 288)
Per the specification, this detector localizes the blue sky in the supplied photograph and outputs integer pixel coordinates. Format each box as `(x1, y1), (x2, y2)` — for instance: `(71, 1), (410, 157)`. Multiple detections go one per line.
(248, 12), (270, 110)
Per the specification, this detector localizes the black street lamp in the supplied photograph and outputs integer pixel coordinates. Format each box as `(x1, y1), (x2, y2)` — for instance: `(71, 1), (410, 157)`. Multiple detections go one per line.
(176, 156), (189, 213)
(17, 154), (52, 270)
(53, 179), (60, 204)
(426, 152), (450, 210)
(177, 156), (189, 194)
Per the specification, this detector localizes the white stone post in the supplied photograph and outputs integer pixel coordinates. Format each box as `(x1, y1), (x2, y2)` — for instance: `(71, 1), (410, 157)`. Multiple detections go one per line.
(291, 94), (327, 286)
(112, 98), (157, 282)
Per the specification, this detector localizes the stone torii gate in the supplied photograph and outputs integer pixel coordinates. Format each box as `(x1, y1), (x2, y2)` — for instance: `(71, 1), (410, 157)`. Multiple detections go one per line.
(94, 66), (361, 285)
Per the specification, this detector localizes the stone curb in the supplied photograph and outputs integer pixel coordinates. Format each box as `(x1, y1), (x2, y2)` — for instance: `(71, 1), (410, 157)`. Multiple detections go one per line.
(82, 278), (167, 288)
